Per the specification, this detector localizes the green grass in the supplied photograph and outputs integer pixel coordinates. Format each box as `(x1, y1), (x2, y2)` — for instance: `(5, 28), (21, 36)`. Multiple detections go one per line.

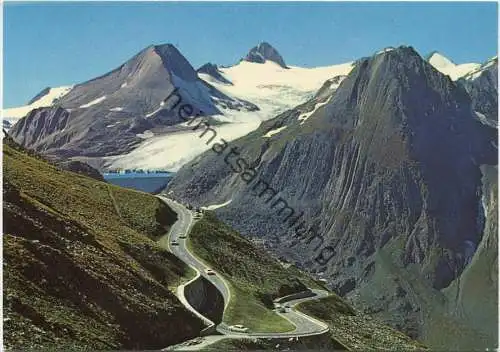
(3, 142), (204, 350)
(222, 285), (295, 333)
(110, 185), (178, 239)
(354, 230), (496, 351)
(185, 212), (426, 350)
(187, 212), (323, 333)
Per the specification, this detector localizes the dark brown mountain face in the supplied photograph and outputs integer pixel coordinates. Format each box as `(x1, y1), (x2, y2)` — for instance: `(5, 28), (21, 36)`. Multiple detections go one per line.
(166, 46), (497, 346)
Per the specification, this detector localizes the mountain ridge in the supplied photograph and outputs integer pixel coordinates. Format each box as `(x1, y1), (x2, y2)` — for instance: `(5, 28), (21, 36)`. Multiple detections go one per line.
(165, 45), (497, 347)
(243, 42), (288, 68)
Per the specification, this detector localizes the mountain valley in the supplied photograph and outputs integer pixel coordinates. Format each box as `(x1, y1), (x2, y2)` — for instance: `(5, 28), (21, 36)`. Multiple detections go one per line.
(4, 33), (498, 351)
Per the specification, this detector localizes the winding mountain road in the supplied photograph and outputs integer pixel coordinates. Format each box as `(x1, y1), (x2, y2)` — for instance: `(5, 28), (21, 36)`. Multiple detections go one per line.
(157, 196), (330, 349)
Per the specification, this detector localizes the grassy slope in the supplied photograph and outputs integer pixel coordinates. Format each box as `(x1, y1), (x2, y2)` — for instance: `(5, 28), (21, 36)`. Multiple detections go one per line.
(355, 228), (496, 351)
(188, 212), (325, 332)
(3, 142), (203, 350)
(438, 165), (498, 350)
(188, 212), (425, 351)
(297, 296), (427, 351)
(352, 166), (498, 351)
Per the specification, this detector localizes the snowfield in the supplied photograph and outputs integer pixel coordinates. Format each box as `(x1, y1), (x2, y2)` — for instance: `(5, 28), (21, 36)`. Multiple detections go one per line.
(2, 86), (73, 125)
(104, 119), (260, 172)
(103, 60), (354, 171)
(199, 60), (354, 122)
(428, 52), (480, 81)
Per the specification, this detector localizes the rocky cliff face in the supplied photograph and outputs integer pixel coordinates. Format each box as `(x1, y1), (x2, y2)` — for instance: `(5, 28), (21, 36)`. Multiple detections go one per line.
(459, 57), (498, 126)
(197, 63), (233, 85)
(166, 46), (497, 346)
(243, 42), (288, 68)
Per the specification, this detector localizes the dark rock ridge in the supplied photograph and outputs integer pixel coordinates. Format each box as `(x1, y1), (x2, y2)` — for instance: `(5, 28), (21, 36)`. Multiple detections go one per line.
(9, 44), (253, 159)
(459, 57), (498, 125)
(197, 63), (233, 85)
(3, 120), (12, 131)
(244, 42), (288, 68)
(27, 86), (51, 105)
(166, 46), (497, 346)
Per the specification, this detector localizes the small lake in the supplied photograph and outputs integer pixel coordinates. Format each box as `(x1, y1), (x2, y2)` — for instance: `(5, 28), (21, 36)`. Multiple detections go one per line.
(103, 172), (174, 194)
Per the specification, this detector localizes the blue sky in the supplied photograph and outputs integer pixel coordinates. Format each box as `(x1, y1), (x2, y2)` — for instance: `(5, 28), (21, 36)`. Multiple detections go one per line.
(3, 1), (498, 107)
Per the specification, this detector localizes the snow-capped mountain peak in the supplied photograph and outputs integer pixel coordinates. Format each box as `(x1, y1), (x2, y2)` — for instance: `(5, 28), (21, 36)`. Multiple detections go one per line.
(152, 44), (199, 82)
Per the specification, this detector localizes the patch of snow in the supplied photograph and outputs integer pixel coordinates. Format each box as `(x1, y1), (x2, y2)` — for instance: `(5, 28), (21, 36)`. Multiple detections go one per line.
(136, 130), (154, 139)
(79, 96), (106, 108)
(475, 111), (497, 128)
(2, 86), (73, 124)
(467, 70), (484, 81)
(483, 58), (497, 70)
(321, 76), (347, 92)
(109, 107), (123, 112)
(428, 53), (480, 80)
(145, 106), (164, 118)
(463, 57), (498, 81)
(201, 199), (232, 210)
(475, 111), (487, 122)
(298, 100), (329, 125)
(376, 47), (395, 55)
(264, 125), (288, 138)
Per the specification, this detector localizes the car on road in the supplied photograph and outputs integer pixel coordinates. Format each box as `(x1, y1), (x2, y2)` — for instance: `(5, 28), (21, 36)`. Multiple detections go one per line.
(179, 234), (187, 239)
(204, 268), (216, 275)
(229, 324), (249, 333)
(171, 240), (179, 246)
